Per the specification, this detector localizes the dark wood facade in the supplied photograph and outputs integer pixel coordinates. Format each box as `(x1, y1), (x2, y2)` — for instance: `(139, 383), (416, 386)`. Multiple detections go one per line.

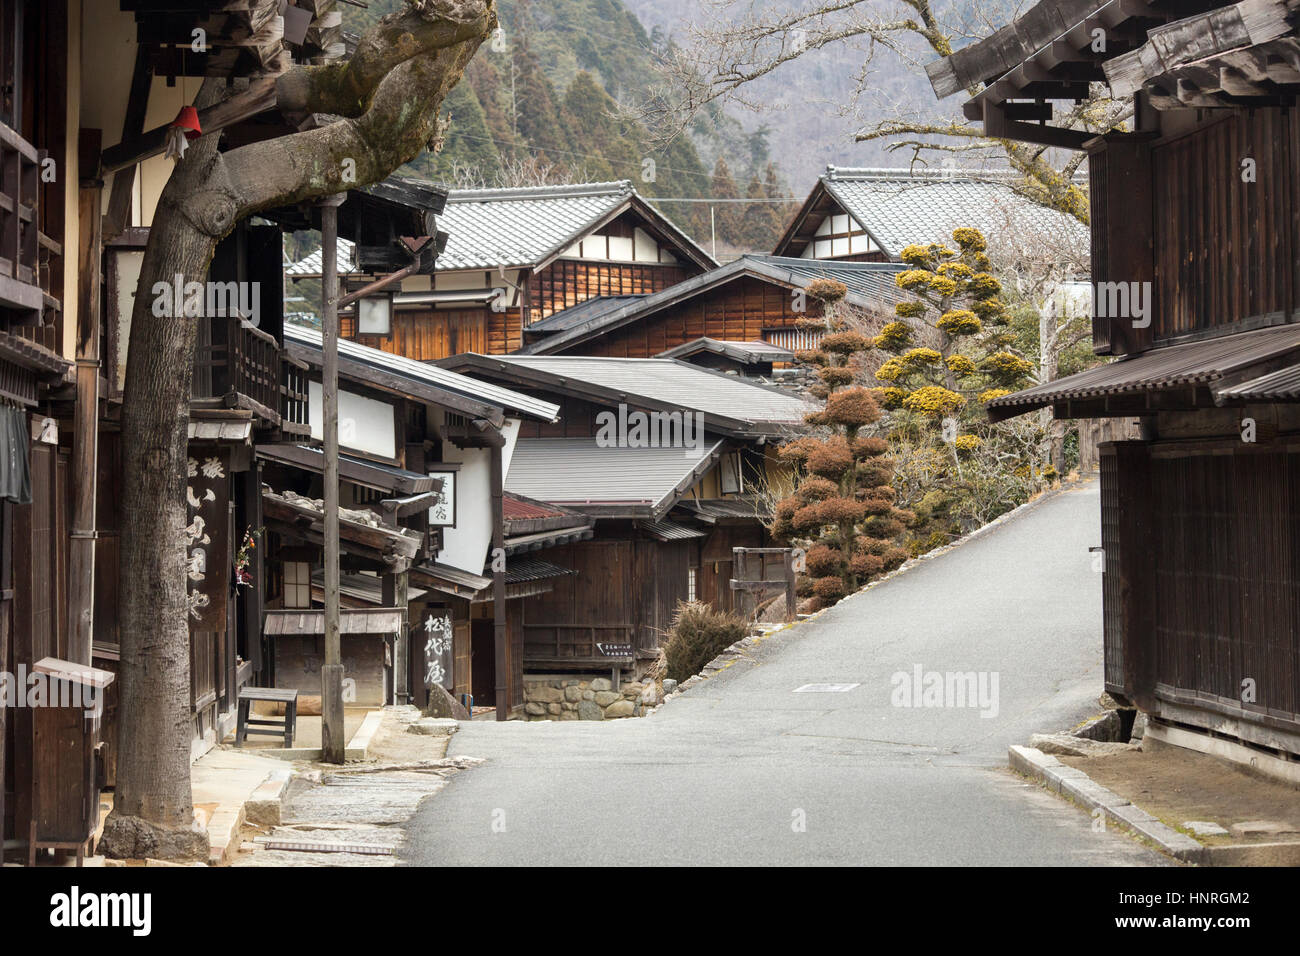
(557, 275), (824, 359)
(951, 0), (1300, 761)
(334, 204), (706, 362)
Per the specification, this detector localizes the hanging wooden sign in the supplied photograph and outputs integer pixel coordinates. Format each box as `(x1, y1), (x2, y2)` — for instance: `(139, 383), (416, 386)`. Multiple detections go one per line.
(185, 449), (230, 632)
(421, 610), (455, 692)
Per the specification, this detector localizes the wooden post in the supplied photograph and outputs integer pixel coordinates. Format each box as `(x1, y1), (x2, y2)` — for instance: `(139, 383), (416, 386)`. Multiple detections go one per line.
(68, 177), (102, 666)
(382, 569), (410, 705)
(1, 500), (10, 845)
(320, 196), (346, 764)
(491, 441), (507, 721)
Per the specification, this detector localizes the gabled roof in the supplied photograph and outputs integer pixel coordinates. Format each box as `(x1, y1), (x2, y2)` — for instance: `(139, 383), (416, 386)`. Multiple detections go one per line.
(655, 338), (794, 364)
(283, 323), (559, 423)
(514, 254), (906, 355)
(525, 294), (649, 334)
(440, 353), (818, 437)
(286, 181), (716, 277)
(774, 167), (1089, 260)
(505, 437), (725, 519)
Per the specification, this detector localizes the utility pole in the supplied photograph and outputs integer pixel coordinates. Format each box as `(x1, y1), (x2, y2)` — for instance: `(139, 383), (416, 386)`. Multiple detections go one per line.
(319, 194), (346, 764)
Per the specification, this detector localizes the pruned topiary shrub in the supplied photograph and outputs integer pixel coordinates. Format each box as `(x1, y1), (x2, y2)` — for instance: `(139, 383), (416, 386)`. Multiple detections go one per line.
(663, 601), (749, 684)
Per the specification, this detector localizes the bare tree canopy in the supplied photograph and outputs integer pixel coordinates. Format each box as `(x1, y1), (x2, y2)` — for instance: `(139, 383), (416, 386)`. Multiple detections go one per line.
(639, 0), (1133, 222)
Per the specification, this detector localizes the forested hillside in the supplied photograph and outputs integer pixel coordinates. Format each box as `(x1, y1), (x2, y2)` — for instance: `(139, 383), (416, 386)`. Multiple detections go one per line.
(341, 0), (797, 255)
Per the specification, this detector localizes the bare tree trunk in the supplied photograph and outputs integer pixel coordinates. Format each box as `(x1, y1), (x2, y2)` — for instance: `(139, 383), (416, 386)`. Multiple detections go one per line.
(99, 82), (227, 861)
(99, 0), (495, 859)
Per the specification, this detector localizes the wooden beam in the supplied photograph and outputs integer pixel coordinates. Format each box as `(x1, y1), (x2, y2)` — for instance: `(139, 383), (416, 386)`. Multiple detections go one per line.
(982, 101), (1094, 149)
(103, 45), (154, 239)
(99, 75), (277, 174)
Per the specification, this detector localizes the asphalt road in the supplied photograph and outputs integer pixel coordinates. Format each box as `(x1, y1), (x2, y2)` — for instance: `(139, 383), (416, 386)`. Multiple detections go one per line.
(404, 481), (1166, 866)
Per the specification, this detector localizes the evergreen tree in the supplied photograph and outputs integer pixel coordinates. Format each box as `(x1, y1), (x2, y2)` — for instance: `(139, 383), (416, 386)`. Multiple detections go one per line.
(873, 228), (1039, 552)
(709, 156), (744, 248)
(773, 281), (912, 609)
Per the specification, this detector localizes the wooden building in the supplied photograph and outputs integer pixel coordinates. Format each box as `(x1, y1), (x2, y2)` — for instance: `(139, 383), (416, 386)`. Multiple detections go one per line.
(772, 166), (1088, 262)
(2, 0), (361, 857)
(517, 255), (906, 358)
(439, 353), (817, 680)
(935, 0), (1300, 770)
(286, 181), (717, 361)
(261, 325), (562, 717)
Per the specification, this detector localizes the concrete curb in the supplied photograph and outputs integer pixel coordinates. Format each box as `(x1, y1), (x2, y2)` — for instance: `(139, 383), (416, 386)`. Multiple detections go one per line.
(1009, 745), (1205, 863)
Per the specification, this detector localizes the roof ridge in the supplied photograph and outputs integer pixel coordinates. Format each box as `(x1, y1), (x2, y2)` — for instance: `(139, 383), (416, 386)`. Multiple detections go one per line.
(823, 165), (1088, 184)
(445, 180), (634, 202)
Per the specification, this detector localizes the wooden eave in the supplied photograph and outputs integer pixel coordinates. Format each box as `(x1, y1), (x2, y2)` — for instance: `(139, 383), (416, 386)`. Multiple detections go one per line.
(438, 355), (757, 436)
(283, 339), (504, 425)
(771, 181), (844, 257)
(256, 443), (443, 495)
(951, 0), (1238, 148)
(262, 488), (423, 568)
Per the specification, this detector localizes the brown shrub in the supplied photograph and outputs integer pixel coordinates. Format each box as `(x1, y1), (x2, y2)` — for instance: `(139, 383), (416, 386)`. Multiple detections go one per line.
(663, 602), (749, 684)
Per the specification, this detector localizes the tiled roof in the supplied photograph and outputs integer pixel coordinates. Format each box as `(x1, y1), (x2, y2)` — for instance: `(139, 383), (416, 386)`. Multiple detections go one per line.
(286, 181), (714, 276)
(283, 322), (559, 422)
(656, 338), (794, 363)
(479, 354), (818, 431)
(815, 167), (1088, 257)
(516, 255), (906, 355)
(526, 295), (649, 333)
(988, 324), (1300, 421)
(505, 437), (724, 516)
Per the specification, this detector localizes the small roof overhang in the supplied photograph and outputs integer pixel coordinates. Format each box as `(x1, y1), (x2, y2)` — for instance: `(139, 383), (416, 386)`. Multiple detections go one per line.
(655, 337), (794, 365)
(189, 411), (254, 444)
(504, 524), (594, 555)
(988, 324), (1300, 421)
(309, 571), (429, 607)
(257, 443), (442, 495)
(263, 608), (406, 636)
(410, 562), (493, 600)
(637, 519), (708, 541)
(262, 488), (424, 568)
(673, 497), (770, 525)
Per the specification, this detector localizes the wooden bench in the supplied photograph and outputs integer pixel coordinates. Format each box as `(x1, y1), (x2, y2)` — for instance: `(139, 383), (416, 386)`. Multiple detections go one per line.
(235, 686), (299, 748)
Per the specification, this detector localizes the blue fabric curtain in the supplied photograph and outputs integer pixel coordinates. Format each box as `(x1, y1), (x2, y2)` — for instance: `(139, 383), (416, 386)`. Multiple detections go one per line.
(0, 405), (31, 505)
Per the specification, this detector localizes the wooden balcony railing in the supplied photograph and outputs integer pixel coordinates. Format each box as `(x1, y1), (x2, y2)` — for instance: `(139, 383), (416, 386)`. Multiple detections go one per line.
(0, 121), (51, 322)
(280, 354), (311, 438)
(193, 314), (282, 425)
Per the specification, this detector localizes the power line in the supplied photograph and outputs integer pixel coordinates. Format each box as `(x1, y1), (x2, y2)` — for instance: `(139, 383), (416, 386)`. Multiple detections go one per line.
(441, 131), (791, 194)
(646, 197), (804, 203)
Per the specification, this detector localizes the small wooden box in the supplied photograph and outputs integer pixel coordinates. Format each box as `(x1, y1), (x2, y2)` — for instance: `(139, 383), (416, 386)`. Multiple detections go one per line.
(29, 657), (115, 866)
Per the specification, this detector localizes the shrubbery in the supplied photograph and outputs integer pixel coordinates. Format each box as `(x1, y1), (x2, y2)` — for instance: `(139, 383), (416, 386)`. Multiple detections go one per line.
(663, 601), (749, 684)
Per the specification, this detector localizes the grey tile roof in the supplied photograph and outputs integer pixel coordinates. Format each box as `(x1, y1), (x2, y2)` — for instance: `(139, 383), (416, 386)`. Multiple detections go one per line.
(286, 181), (714, 276)
(527, 295), (649, 333)
(505, 437), (724, 514)
(283, 323), (559, 422)
(989, 324), (1300, 421)
(517, 255), (906, 355)
(1217, 362), (1300, 402)
(435, 181), (632, 271)
(656, 338), (794, 363)
(817, 167), (1088, 257)
(490, 354), (818, 429)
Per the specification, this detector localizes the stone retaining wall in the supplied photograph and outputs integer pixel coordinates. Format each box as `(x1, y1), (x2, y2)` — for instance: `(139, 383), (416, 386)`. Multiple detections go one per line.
(521, 675), (662, 720)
